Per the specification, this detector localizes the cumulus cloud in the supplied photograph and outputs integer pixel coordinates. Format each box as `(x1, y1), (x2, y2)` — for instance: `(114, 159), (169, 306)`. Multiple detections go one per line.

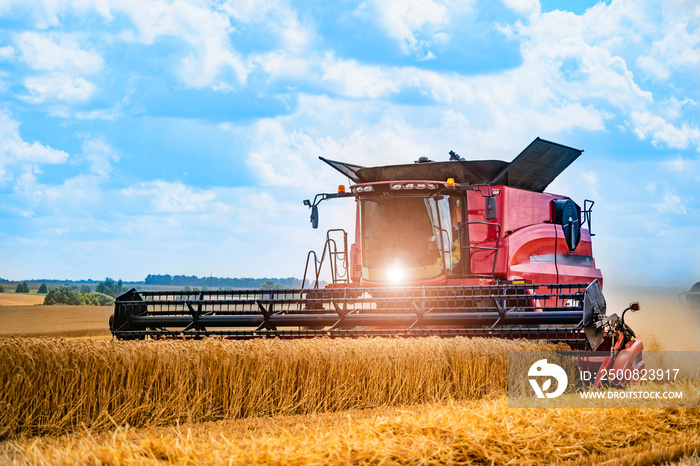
(636, 21), (700, 81)
(247, 96), (440, 188)
(501, 0), (540, 17)
(13, 32), (102, 103)
(631, 111), (700, 149)
(22, 74), (96, 103)
(320, 55), (400, 98)
(122, 180), (219, 213)
(120, 0), (249, 88)
(358, 0), (449, 55)
(5, 0), (258, 90)
(221, 0), (313, 53)
(81, 137), (120, 177)
(16, 31), (104, 73)
(0, 44), (15, 60)
(0, 110), (71, 217)
(244, 1), (696, 156)
(356, 0), (472, 58)
(654, 191), (687, 214)
(0, 109), (68, 173)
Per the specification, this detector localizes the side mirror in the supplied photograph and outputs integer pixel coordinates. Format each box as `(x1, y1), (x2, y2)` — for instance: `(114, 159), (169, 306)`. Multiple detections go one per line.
(629, 301), (640, 312)
(310, 205), (319, 229)
(485, 196), (497, 220)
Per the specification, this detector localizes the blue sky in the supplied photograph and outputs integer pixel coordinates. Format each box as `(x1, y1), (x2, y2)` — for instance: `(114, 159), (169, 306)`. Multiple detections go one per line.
(0, 0), (698, 287)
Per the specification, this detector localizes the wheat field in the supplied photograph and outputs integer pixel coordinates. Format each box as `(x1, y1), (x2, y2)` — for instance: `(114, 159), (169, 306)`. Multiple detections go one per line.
(0, 336), (552, 440)
(0, 305), (113, 338)
(1, 308), (698, 464)
(1, 396), (698, 465)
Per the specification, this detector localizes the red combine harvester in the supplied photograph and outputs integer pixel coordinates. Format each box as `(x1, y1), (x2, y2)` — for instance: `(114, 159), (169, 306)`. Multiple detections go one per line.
(110, 138), (643, 382)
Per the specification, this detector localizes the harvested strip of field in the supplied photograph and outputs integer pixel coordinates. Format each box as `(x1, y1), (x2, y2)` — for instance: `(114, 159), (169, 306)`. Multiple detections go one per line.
(0, 337), (553, 439)
(0, 305), (112, 338)
(2, 398), (698, 465)
(0, 294), (45, 306)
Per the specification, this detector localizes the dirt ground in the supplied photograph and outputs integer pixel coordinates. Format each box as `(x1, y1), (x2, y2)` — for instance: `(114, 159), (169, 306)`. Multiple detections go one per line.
(0, 305), (113, 338)
(605, 286), (700, 351)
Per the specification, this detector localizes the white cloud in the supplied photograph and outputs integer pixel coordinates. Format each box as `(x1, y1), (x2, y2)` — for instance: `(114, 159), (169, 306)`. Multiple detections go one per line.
(122, 180), (219, 213)
(6, 0), (258, 90)
(663, 156), (690, 172)
(357, 0), (467, 57)
(12, 31), (102, 104)
(247, 119), (321, 188)
(41, 174), (103, 206)
(631, 110), (700, 149)
(501, 0), (540, 17)
(16, 31), (104, 73)
(495, 2), (700, 151)
(22, 74), (96, 103)
(247, 96), (441, 189)
(0, 109), (68, 181)
(0, 44), (15, 60)
(321, 55), (400, 98)
(637, 21), (700, 81)
(221, 0), (314, 53)
(654, 191), (687, 214)
(115, 0), (250, 88)
(0, 110), (71, 211)
(81, 137), (120, 177)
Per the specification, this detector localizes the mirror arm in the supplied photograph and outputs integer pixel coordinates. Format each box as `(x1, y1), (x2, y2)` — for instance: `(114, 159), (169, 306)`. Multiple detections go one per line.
(303, 192), (354, 229)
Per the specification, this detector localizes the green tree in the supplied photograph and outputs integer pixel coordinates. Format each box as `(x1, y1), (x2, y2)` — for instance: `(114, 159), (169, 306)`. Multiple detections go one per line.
(260, 280), (285, 290)
(95, 278), (125, 298)
(38, 283), (48, 294)
(44, 285), (81, 305)
(0, 284), (5, 293)
(80, 284), (91, 294)
(81, 292), (115, 306)
(15, 281), (29, 293)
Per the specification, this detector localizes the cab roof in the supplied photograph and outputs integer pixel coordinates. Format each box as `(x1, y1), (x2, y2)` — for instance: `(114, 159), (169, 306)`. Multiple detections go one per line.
(320, 137), (582, 193)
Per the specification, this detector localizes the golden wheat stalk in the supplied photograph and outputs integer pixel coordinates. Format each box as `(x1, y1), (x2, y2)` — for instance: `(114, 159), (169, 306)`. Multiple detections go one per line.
(0, 337), (552, 438)
(2, 398), (698, 465)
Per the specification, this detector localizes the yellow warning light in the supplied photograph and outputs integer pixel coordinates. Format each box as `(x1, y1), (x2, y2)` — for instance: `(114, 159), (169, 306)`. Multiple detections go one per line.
(338, 185), (346, 193)
(446, 178), (455, 187)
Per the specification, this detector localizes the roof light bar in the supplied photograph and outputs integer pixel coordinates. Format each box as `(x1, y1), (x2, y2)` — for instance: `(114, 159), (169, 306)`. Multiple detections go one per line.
(356, 182), (441, 192)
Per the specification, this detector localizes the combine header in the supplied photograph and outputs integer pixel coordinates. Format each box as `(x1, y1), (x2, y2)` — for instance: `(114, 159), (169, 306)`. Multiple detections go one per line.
(111, 138), (643, 363)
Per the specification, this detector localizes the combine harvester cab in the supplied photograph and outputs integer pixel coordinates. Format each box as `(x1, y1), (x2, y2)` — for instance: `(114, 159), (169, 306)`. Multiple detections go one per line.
(110, 137), (643, 384)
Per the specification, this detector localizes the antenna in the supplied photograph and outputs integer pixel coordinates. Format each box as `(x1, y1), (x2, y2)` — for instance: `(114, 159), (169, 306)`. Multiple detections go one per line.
(449, 150), (465, 161)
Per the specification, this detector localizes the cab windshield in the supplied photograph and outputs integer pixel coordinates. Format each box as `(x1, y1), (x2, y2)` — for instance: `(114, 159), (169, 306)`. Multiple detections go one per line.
(360, 194), (464, 282)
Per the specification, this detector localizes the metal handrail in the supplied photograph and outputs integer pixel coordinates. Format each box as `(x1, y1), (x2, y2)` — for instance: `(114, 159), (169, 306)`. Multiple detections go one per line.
(300, 229), (349, 291)
(460, 221), (502, 278)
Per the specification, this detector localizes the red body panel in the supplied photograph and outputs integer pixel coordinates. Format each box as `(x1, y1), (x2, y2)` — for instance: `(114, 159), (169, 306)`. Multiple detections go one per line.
(347, 182), (602, 287)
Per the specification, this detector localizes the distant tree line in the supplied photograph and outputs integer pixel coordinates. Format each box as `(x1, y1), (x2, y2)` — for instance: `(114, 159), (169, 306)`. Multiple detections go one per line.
(42, 277), (126, 306)
(145, 274), (302, 289)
